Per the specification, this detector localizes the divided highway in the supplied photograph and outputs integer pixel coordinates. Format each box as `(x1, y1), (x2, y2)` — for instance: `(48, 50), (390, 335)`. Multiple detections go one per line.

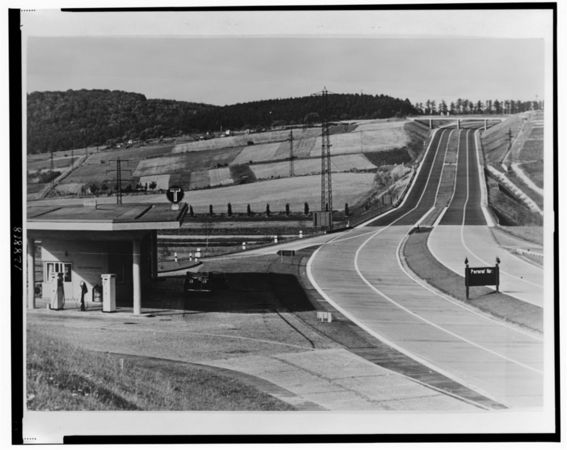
(308, 127), (543, 408)
(430, 129), (544, 306)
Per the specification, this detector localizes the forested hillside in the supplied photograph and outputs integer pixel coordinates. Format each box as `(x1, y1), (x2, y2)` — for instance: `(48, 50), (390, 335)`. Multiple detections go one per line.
(27, 89), (417, 154)
(193, 94), (416, 131)
(27, 90), (216, 154)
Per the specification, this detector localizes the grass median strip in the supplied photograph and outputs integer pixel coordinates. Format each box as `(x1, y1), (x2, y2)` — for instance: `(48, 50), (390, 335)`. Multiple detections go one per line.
(26, 327), (295, 411)
(402, 229), (542, 333)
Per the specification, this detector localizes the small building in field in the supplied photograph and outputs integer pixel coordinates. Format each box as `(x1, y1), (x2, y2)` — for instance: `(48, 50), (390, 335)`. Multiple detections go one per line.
(26, 202), (187, 314)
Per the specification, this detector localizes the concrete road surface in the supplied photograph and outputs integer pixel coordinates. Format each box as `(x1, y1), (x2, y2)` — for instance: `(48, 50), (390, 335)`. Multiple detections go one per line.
(430, 128), (544, 306)
(308, 126), (544, 409)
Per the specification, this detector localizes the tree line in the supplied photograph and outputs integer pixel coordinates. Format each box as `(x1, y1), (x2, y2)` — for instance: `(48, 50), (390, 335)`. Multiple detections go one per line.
(413, 98), (543, 115)
(27, 89), (416, 154)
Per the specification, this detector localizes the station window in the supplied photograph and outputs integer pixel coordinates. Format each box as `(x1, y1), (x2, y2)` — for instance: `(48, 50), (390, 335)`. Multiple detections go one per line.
(45, 262), (72, 282)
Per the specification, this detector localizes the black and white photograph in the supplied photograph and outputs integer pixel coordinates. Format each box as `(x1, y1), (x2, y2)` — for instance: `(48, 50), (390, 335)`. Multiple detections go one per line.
(11, 1), (560, 444)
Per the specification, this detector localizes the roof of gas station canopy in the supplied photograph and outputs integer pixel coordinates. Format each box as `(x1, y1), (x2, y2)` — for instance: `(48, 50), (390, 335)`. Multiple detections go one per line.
(27, 202), (187, 231)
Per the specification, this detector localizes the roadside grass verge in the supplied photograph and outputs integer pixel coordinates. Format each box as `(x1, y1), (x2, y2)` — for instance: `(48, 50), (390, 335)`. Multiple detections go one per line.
(507, 170), (543, 210)
(496, 226), (544, 247)
(486, 178), (542, 226)
(26, 327), (295, 411)
(402, 230), (542, 333)
(520, 161), (544, 190)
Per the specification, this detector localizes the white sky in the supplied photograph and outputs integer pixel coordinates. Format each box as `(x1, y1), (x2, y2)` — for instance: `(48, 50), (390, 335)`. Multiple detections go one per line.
(23, 8), (550, 105)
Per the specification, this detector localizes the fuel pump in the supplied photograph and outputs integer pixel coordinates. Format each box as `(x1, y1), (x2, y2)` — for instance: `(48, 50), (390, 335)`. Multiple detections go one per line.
(101, 274), (116, 313)
(50, 273), (65, 310)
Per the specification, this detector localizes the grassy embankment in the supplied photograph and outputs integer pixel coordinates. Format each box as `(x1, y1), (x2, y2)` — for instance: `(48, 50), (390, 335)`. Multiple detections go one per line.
(481, 116), (543, 225)
(26, 327), (294, 411)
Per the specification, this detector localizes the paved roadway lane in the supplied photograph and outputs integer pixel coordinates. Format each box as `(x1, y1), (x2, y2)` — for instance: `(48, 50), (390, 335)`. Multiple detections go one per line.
(308, 127), (543, 408)
(430, 128), (544, 306)
(440, 129), (485, 225)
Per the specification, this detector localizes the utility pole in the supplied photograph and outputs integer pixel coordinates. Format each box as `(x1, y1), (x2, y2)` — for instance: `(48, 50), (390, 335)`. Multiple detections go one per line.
(310, 87), (335, 231)
(289, 129), (294, 177)
(107, 158), (132, 205)
(50, 150), (54, 172)
(320, 88), (333, 216)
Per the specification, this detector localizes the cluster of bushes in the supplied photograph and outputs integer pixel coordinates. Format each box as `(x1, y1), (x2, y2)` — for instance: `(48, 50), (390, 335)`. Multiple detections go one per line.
(83, 180), (158, 196)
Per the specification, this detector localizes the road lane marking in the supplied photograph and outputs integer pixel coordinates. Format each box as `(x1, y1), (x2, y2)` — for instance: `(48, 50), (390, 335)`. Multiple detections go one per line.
(396, 233), (543, 341)
(307, 124), (543, 406)
(460, 130), (543, 288)
(307, 244), (508, 408)
(353, 231), (543, 375)
(354, 127), (444, 229)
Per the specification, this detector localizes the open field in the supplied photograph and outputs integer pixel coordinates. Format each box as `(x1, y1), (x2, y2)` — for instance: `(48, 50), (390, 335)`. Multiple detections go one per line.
(208, 167), (233, 186)
(171, 125), (356, 155)
(134, 146), (241, 177)
(139, 174), (171, 190)
(30, 172), (376, 212)
(182, 173), (376, 212)
(250, 154), (376, 180)
(230, 143), (279, 165)
(279, 136), (316, 158)
(29, 119), (427, 210)
(307, 122), (411, 157)
(28, 156), (76, 172)
(28, 145), (102, 162)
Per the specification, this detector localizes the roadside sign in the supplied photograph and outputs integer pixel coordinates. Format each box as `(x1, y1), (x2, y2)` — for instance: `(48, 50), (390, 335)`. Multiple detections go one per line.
(166, 185), (184, 204)
(465, 264), (500, 299)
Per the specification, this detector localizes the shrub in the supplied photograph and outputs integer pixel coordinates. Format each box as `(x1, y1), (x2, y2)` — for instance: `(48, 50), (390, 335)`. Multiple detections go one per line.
(265, 204), (271, 217)
(227, 203), (232, 216)
(247, 204), (252, 216)
(285, 203), (290, 216)
(209, 204), (214, 216)
(304, 202), (310, 215)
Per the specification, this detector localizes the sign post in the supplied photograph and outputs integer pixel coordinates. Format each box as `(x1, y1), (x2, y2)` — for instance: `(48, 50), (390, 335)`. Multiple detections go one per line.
(464, 257), (500, 299)
(166, 185), (185, 210)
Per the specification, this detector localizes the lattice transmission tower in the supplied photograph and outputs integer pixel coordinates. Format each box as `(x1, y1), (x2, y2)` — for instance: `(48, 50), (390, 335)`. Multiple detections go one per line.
(318, 88), (333, 215)
(107, 157), (132, 205)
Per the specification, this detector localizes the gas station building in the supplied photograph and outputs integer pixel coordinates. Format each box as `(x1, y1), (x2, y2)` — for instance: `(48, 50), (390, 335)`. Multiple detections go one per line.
(26, 202), (187, 314)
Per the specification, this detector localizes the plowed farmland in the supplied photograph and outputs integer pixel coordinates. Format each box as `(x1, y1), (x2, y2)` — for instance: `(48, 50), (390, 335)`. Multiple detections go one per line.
(231, 143), (281, 165)
(250, 154), (375, 180)
(30, 118), (430, 213)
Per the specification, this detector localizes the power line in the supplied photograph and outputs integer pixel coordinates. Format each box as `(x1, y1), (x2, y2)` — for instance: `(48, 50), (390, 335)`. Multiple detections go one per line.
(312, 87), (333, 228)
(106, 158), (132, 205)
(289, 129), (294, 177)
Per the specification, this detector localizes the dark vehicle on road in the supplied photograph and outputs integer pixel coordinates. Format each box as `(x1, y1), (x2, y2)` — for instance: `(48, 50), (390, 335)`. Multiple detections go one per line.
(184, 271), (227, 293)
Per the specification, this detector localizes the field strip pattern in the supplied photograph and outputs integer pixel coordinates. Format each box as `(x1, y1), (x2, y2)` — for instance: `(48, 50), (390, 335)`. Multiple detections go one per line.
(308, 127), (544, 408)
(250, 154), (375, 180)
(231, 143), (281, 165)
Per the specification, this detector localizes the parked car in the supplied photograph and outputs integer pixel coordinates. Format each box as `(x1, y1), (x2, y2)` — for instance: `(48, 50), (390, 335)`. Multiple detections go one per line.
(183, 271), (228, 293)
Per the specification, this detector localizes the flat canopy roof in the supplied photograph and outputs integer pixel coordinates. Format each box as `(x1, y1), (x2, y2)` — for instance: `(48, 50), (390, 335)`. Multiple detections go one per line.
(27, 202), (187, 231)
